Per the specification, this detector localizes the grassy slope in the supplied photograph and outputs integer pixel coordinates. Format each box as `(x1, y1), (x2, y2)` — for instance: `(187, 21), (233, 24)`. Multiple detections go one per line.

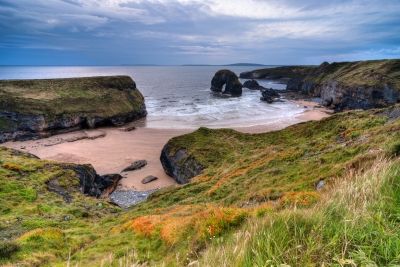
(0, 147), (122, 266)
(76, 105), (400, 266)
(0, 76), (145, 132)
(200, 158), (400, 266)
(305, 59), (400, 88)
(1, 105), (400, 266)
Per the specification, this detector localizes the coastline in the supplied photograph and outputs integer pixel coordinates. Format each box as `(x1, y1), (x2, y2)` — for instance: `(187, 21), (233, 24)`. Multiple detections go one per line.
(3, 100), (331, 192)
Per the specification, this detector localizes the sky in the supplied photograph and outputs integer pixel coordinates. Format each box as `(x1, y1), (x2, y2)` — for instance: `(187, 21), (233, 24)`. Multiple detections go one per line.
(0, 0), (400, 65)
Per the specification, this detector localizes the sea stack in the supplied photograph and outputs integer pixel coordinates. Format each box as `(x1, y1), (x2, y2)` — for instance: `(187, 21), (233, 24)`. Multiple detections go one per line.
(210, 69), (243, 96)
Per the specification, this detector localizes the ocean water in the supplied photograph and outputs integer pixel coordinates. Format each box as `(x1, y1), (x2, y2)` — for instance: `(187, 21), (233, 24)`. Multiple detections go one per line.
(0, 66), (304, 129)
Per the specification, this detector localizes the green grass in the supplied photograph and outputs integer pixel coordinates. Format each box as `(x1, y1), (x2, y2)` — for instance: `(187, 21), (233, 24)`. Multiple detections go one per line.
(0, 147), (121, 266)
(306, 59), (400, 88)
(1, 105), (400, 266)
(199, 159), (400, 266)
(0, 76), (145, 118)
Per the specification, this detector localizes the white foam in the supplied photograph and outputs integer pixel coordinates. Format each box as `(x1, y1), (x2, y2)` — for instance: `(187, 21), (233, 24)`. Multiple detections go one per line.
(145, 89), (305, 129)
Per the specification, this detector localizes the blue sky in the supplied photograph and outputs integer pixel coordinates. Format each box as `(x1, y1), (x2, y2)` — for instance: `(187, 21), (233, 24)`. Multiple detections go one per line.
(0, 0), (399, 65)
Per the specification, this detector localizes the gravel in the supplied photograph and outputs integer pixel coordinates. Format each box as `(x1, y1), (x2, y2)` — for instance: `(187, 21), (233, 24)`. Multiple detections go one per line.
(109, 189), (157, 208)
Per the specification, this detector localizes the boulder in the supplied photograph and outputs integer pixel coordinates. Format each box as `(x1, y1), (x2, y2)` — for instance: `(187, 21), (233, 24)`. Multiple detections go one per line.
(122, 160), (147, 172)
(243, 79), (262, 90)
(160, 144), (203, 184)
(260, 88), (280, 103)
(141, 175), (158, 184)
(46, 163), (122, 202)
(211, 70), (243, 96)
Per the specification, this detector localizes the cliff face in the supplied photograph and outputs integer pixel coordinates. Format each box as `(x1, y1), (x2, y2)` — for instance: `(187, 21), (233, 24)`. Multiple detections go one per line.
(160, 144), (204, 184)
(291, 60), (400, 110)
(0, 76), (147, 142)
(241, 59), (400, 111)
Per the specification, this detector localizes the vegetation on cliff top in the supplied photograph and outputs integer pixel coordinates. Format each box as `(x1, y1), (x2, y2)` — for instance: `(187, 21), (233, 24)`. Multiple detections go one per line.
(0, 76), (145, 116)
(242, 59), (400, 89)
(0, 76), (146, 132)
(1, 105), (400, 266)
(304, 59), (400, 88)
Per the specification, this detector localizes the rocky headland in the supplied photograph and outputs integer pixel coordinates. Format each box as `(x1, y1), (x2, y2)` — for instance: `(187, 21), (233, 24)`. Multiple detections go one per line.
(240, 59), (400, 111)
(0, 76), (147, 143)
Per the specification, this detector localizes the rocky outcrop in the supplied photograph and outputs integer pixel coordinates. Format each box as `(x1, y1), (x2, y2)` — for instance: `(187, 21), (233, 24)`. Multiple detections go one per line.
(47, 163), (122, 202)
(240, 66), (315, 80)
(242, 59), (400, 111)
(211, 70), (243, 96)
(291, 60), (400, 111)
(260, 88), (281, 103)
(243, 79), (262, 90)
(0, 76), (147, 143)
(160, 144), (203, 184)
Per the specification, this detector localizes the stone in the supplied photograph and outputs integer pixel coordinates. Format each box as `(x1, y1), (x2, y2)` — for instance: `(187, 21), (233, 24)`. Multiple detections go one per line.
(160, 143), (203, 184)
(210, 70), (243, 96)
(119, 125), (136, 132)
(109, 189), (157, 208)
(141, 175), (158, 184)
(122, 160), (147, 172)
(260, 88), (280, 103)
(316, 180), (325, 191)
(47, 164), (123, 201)
(243, 79), (261, 90)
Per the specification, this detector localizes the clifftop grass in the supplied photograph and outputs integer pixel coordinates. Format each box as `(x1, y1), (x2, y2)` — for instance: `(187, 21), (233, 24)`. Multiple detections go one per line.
(305, 59), (400, 88)
(1, 105), (400, 266)
(243, 59), (400, 89)
(0, 75), (145, 119)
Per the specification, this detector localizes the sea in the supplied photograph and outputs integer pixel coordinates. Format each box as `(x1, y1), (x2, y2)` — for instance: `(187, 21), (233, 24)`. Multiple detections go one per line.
(0, 66), (305, 129)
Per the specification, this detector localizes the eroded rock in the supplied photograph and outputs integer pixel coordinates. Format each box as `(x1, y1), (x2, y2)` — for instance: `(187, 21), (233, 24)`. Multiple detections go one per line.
(160, 144), (203, 184)
(243, 79), (262, 90)
(210, 70), (243, 96)
(122, 160), (147, 172)
(141, 175), (158, 184)
(260, 88), (281, 103)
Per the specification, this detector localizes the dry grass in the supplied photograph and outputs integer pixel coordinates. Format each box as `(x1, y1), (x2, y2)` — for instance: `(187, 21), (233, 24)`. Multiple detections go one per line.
(198, 158), (400, 266)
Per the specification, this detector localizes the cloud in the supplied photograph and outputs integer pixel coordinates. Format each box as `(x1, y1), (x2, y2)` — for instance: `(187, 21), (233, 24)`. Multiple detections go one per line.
(0, 0), (399, 65)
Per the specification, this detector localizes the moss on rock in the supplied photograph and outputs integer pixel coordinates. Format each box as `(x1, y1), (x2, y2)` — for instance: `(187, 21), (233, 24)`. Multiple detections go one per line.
(0, 76), (147, 142)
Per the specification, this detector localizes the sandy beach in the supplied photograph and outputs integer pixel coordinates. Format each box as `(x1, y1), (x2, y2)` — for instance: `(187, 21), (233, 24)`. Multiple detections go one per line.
(3, 101), (331, 191)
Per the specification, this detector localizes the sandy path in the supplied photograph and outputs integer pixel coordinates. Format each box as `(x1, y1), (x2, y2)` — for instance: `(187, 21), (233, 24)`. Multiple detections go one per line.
(3, 101), (331, 191)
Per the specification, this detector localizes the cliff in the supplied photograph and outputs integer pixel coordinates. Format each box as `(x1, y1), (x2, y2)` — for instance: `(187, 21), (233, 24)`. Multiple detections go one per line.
(295, 60), (400, 110)
(0, 76), (147, 142)
(240, 59), (400, 110)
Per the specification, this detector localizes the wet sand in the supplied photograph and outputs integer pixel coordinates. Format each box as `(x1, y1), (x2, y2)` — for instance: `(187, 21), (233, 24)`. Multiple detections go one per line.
(3, 102), (331, 191)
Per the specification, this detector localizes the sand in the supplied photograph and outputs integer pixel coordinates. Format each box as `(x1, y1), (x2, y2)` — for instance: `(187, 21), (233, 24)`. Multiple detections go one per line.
(3, 102), (331, 191)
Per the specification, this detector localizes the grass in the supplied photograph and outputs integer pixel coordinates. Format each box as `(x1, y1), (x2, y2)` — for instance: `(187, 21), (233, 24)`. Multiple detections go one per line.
(244, 59), (400, 90)
(306, 59), (400, 88)
(0, 147), (121, 266)
(1, 105), (400, 266)
(0, 76), (145, 119)
(199, 158), (400, 266)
